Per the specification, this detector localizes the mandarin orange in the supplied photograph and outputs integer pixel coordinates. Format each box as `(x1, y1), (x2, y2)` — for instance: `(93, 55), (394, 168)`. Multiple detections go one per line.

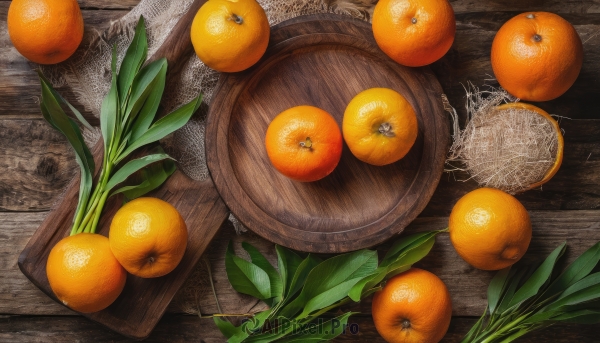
(265, 105), (343, 182)
(372, 268), (452, 343)
(190, 0), (270, 72)
(372, 0), (455, 67)
(491, 12), (583, 101)
(343, 88), (418, 166)
(7, 0), (83, 64)
(109, 197), (188, 278)
(46, 233), (126, 313)
(449, 188), (532, 270)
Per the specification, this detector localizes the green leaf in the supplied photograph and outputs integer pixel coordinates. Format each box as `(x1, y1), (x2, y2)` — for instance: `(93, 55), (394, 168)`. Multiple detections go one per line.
(544, 283), (600, 312)
(461, 307), (488, 342)
(287, 254), (321, 301)
(348, 269), (385, 302)
(110, 155), (176, 200)
(38, 76), (94, 226)
(214, 317), (242, 339)
(129, 60), (167, 142)
(242, 242), (283, 304)
(496, 267), (529, 314)
(40, 101), (59, 131)
(282, 249), (377, 319)
(552, 310), (600, 324)
(276, 245), (303, 298)
(488, 267), (512, 315)
(384, 236), (436, 279)
(39, 78), (94, 172)
(348, 231), (437, 301)
(117, 16), (148, 105)
(101, 46), (119, 159)
(117, 94), (201, 162)
(381, 231), (438, 267)
(557, 272), (600, 301)
(508, 242), (567, 308)
(544, 242), (600, 299)
(37, 71), (93, 131)
(104, 153), (172, 192)
(225, 242), (271, 300)
(122, 58), (167, 130)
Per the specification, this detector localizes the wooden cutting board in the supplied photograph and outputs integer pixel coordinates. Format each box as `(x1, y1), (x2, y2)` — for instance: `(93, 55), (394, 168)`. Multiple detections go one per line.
(206, 14), (449, 253)
(17, 0), (228, 340)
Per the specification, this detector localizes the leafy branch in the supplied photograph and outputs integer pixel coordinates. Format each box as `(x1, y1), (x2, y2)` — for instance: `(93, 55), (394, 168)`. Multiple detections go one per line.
(213, 230), (443, 342)
(38, 16), (200, 236)
(462, 241), (600, 343)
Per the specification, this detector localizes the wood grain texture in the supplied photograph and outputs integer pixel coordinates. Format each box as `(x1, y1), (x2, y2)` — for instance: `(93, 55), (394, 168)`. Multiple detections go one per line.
(3, 118), (600, 214)
(0, 0), (138, 10)
(207, 14), (449, 253)
(5, 210), (600, 318)
(4, 0), (600, 341)
(3, 3), (600, 120)
(0, 119), (77, 211)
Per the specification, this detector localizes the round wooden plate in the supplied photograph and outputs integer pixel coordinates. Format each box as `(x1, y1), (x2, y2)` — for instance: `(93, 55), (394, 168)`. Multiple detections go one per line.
(206, 14), (449, 253)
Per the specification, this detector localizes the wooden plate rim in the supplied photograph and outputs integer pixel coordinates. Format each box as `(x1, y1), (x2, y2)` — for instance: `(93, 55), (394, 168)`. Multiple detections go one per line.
(206, 14), (449, 253)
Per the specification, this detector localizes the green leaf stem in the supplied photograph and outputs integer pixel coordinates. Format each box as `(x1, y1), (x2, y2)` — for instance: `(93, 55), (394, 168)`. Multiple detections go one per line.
(461, 240), (600, 343)
(37, 15), (197, 236)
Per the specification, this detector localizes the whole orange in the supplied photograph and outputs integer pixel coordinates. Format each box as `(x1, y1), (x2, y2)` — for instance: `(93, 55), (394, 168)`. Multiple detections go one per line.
(449, 188), (532, 271)
(109, 197), (188, 278)
(372, 268), (452, 343)
(343, 88), (418, 166)
(491, 12), (583, 101)
(46, 233), (127, 313)
(190, 0), (270, 72)
(7, 0), (83, 64)
(265, 105), (343, 182)
(372, 0), (455, 67)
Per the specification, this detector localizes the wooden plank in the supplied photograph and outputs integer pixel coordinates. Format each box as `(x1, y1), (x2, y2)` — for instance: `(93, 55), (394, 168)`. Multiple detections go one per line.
(2, 4), (600, 120)
(0, 314), (598, 342)
(2, 118), (598, 213)
(4, 210), (600, 317)
(449, 0), (600, 14)
(0, 119), (77, 212)
(0, 0), (138, 10)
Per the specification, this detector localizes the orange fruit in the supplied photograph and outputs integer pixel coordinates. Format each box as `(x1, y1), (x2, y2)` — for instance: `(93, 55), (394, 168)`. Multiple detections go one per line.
(46, 233), (126, 313)
(495, 102), (564, 191)
(343, 88), (418, 166)
(372, 268), (452, 343)
(190, 0), (270, 72)
(265, 105), (343, 182)
(449, 188), (532, 271)
(7, 0), (83, 64)
(372, 0), (455, 67)
(491, 12), (583, 101)
(109, 197), (188, 278)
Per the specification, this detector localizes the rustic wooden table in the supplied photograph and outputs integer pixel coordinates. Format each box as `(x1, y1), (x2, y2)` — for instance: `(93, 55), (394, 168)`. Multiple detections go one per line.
(2, 0), (600, 342)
